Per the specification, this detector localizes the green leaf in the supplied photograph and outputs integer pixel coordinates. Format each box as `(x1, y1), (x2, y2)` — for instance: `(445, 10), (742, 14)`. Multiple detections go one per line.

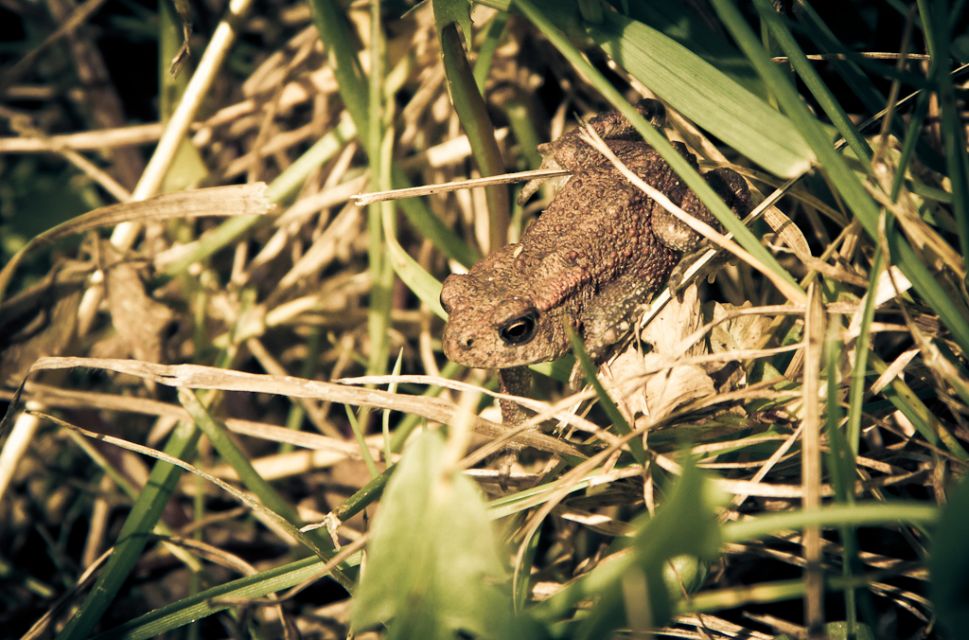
(432, 0), (473, 48)
(930, 475), (969, 639)
(351, 430), (524, 639)
(591, 12), (815, 178)
(537, 461), (725, 637)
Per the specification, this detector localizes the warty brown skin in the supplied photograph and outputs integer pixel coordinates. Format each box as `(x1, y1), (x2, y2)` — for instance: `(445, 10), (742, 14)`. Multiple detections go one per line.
(440, 110), (750, 370)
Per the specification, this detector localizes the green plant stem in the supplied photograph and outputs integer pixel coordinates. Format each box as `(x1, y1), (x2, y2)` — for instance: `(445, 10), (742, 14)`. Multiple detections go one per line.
(308, 0), (476, 266)
(438, 21), (510, 252)
(366, 0), (392, 376)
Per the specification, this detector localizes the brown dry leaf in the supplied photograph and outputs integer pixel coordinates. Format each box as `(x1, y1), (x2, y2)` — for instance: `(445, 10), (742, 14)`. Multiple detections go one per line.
(761, 201), (810, 258)
(0, 286), (82, 384)
(104, 259), (175, 363)
(601, 285), (716, 426)
(708, 301), (774, 355)
(640, 354), (715, 422)
(641, 284), (705, 357)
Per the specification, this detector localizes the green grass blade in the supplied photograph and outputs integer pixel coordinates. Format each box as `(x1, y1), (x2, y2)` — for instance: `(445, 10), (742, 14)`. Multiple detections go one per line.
(870, 353), (969, 459)
(161, 116), (355, 279)
(757, 8), (871, 163)
(56, 420), (201, 640)
(592, 11), (816, 178)
(309, 0), (477, 267)
(472, 11), (508, 92)
(366, 7), (393, 377)
(919, 1), (969, 268)
(435, 2), (510, 252)
(94, 555), (331, 639)
(178, 389), (354, 588)
(382, 191), (447, 320)
(846, 249), (882, 453)
(715, 0), (969, 356)
(568, 325), (645, 464)
(723, 502), (938, 543)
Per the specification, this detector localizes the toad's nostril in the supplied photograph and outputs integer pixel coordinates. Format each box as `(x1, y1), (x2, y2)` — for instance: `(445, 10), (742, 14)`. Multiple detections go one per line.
(463, 337), (474, 349)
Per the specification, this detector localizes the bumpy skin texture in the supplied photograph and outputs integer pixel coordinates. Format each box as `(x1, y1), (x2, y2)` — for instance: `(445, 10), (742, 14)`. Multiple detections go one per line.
(441, 107), (750, 370)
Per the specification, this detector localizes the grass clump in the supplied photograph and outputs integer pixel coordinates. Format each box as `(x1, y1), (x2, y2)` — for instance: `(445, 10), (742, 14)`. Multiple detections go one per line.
(0, 2), (966, 638)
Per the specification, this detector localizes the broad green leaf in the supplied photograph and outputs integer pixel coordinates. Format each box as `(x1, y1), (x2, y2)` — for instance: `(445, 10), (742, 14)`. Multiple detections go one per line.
(592, 12), (815, 178)
(930, 475), (969, 639)
(432, 0), (473, 47)
(351, 430), (525, 639)
(537, 461), (725, 637)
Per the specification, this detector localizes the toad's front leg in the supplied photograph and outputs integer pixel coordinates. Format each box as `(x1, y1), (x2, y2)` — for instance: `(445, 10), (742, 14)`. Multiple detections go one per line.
(497, 366), (533, 426)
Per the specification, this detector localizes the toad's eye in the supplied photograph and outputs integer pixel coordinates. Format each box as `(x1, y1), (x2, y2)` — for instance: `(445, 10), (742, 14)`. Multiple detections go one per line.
(439, 290), (451, 314)
(499, 309), (538, 345)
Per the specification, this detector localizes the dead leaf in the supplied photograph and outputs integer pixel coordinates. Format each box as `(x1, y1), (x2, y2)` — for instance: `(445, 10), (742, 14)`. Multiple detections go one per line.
(708, 301), (773, 355)
(641, 284), (704, 357)
(641, 353), (715, 422)
(0, 281), (82, 384)
(104, 260), (175, 363)
(600, 285), (716, 427)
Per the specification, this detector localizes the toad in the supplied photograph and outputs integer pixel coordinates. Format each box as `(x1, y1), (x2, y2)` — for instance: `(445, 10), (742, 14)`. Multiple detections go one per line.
(440, 103), (750, 420)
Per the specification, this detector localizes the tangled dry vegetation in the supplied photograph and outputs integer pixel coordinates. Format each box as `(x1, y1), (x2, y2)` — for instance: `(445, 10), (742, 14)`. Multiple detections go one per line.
(1, 1), (967, 639)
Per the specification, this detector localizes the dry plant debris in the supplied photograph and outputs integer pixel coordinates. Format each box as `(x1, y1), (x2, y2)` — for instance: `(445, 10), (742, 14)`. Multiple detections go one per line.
(0, 1), (967, 639)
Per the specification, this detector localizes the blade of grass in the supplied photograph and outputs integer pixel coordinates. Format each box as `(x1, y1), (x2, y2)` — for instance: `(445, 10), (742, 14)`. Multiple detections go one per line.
(56, 420), (201, 640)
(435, 0), (510, 252)
(366, 5), (393, 377)
(308, 0), (477, 266)
(345, 405), (380, 479)
(918, 1), (969, 268)
(756, 7), (872, 164)
(280, 324), (326, 454)
(846, 248), (883, 453)
(94, 554), (348, 639)
(823, 314), (866, 635)
(472, 11), (509, 92)
(871, 353), (969, 459)
(716, 0), (969, 357)
(0, 184), (272, 302)
(65, 431), (203, 573)
(389, 361), (460, 451)
(568, 324), (645, 464)
(178, 389), (354, 588)
(382, 350), (404, 458)
(592, 10), (816, 178)
(158, 0), (207, 193)
(723, 502), (938, 543)
(159, 116), (355, 279)
(800, 285), (824, 634)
